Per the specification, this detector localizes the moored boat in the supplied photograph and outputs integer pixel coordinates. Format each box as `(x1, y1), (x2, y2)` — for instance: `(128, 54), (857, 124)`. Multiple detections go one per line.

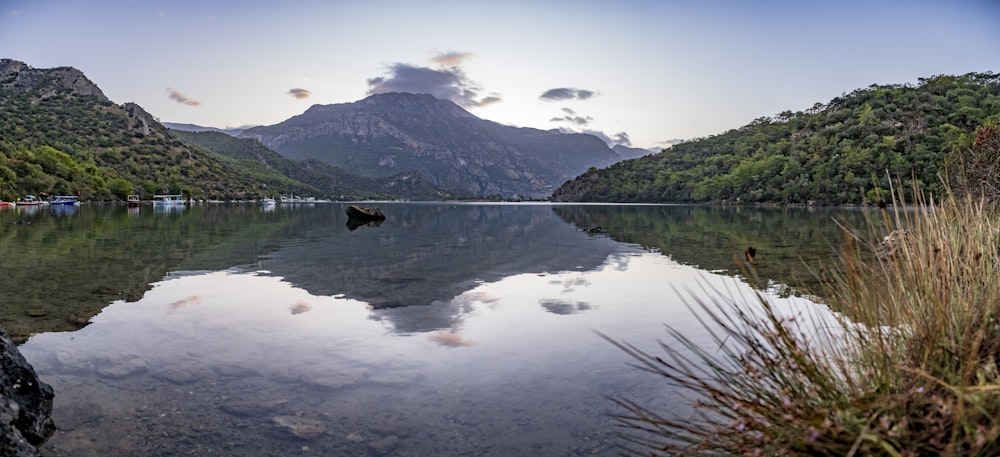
(152, 194), (186, 206)
(50, 195), (80, 206)
(16, 195), (43, 206)
(127, 195), (140, 207)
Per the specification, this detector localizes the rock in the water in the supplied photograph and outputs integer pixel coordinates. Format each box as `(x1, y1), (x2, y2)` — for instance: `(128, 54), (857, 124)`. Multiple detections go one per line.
(368, 434), (400, 454)
(272, 415), (327, 440)
(346, 205), (386, 221)
(219, 399), (287, 418)
(0, 326), (55, 456)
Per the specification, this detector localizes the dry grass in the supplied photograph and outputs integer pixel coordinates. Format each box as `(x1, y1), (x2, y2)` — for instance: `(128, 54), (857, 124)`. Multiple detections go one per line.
(604, 188), (1000, 456)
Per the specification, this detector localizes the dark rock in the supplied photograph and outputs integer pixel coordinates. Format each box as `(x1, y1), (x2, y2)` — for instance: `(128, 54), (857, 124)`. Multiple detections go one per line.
(346, 205), (386, 221)
(0, 326), (55, 456)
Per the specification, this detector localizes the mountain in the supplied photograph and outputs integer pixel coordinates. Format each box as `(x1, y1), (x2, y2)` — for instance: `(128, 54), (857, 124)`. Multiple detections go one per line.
(612, 144), (653, 160)
(0, 58), (106, 99)
(0, 59), (416, 201)
(240, 92), (624, 199)
(162, 122), (253, 137)
(171, 130), (448, 200)
(552, 72), (1000, 205)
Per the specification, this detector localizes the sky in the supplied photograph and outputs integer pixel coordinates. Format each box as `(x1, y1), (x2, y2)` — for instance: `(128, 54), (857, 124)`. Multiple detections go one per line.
(1, 0), (998, 150)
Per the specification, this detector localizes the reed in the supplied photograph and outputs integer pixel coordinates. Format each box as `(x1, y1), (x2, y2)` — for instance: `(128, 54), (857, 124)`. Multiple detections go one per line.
(603, 188), (1000, 456)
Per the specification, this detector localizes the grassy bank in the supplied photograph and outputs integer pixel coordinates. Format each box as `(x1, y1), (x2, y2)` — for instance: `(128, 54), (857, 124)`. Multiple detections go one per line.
(605, 189), (1000, 456)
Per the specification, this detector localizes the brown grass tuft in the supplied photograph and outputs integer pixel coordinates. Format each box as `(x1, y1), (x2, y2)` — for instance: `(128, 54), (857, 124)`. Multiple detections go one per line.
(604, 186), (1000, 456)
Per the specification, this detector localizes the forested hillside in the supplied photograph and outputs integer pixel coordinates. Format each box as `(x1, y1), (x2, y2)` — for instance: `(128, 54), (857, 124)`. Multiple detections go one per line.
(552, 72), (1000, 204)
(0, 59), (397, 202)
(171, 130), (448, 200)
(0, 61), (288, 201)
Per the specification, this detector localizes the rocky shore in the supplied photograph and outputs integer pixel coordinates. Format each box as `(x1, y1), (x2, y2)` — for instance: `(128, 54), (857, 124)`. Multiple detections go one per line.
(0, 327), (55, 456)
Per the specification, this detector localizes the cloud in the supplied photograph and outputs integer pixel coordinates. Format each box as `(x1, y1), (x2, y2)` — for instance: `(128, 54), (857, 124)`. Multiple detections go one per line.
(549, 115), (593, 126)
(556, 128), (633, 147)
(166, 87), (201, 106)
(539, 87), (596, 102)
(287, 88), (311, 99)
(657, 138), (689, 148)
(610, 131), (631, 146)
(366, 52), (502, 108)
(431, 51), (474, 67)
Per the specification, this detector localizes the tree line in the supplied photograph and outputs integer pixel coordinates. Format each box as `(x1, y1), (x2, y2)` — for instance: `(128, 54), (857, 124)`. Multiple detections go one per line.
(551, 72), (1000, 205)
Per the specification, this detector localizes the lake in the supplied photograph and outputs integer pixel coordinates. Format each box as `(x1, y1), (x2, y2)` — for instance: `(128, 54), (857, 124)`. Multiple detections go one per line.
(1, 202), (875, 456)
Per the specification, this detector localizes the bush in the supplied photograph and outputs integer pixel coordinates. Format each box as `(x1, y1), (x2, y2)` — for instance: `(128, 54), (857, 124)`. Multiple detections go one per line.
(604, 187), (1000, 456)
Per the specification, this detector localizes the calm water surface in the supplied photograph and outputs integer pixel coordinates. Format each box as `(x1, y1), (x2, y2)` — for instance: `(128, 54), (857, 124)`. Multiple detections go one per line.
(1, 203), (875, 456)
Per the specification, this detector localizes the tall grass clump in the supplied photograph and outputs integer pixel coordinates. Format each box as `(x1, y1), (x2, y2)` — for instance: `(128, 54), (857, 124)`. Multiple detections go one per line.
(604, 189), (1000, 456)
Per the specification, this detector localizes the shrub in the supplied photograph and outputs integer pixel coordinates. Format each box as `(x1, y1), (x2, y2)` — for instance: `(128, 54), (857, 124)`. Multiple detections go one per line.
(604, 187), (1000, 456)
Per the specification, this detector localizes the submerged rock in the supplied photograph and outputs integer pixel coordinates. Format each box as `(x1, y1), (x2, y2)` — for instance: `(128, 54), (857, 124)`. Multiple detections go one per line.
(272, 415), (327, 439)
(368, 434), (400, 454)
(219, 399), (288, 418)
(0, 326), (55, 456)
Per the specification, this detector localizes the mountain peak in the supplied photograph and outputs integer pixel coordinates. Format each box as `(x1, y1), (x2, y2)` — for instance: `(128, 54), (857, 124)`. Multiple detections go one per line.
(241, 92), (621, 199)
(358, 92), (478, 118)
(0, 58), (107, 100)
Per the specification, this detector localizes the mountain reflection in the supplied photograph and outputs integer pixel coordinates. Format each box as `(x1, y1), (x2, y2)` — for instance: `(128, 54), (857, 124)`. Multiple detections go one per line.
(552, 204), (877, 296)
(258, 204), (621, 332)
(0, 203), (876, 343)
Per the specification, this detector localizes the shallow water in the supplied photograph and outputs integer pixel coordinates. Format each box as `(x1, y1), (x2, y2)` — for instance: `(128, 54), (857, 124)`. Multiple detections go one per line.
(2, 203), (870, 456)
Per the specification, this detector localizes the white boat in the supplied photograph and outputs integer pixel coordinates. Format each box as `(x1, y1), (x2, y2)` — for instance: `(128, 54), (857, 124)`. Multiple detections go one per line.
(262, 197), (276, 206)
(152, 194), (186, 206)
(16, 195), (43, 206)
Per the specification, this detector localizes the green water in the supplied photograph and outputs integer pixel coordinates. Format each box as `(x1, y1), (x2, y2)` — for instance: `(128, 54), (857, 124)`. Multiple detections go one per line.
(2, 203), (876, 456)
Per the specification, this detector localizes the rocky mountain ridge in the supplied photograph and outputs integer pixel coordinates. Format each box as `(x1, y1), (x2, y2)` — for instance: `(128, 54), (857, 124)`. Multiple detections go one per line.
(0, 58), (106, 100)
(241, 92), (625, 199)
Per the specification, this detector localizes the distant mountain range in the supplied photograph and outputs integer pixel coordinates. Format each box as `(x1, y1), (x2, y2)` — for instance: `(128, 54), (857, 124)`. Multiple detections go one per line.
(612, 144), (654, 160)
(0, 58), (637, 201)
(240, 93), (627, 199)
(162, 122), (253, 137)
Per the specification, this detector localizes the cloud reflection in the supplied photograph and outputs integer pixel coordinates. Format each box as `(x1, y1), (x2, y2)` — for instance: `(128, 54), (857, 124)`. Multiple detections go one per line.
(289, 300), (312, 315)
(539, 299), (592, 315)
(427, 330), (475, 347)
(167, 295), (202, 314)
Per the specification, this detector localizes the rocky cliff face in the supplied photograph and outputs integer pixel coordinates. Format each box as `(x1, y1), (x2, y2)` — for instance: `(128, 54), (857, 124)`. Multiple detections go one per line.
(0, 59), (106, 100)
(241, 93), (624, 199)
